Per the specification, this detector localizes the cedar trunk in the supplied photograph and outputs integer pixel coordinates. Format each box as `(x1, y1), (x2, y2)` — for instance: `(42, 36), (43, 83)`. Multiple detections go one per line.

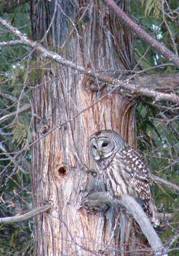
(31, 1), (148, 255)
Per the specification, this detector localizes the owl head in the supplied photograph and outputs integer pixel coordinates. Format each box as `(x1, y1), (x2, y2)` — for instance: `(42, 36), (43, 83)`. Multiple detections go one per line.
(89, 130), (125, 163)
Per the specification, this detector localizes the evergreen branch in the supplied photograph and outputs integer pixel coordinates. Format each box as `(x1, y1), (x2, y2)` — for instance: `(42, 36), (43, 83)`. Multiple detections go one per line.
(0, 17), (178, 103)
(0, 0), (28, 13)
(0, 204), (51, 224)
(104, 0), (179, 68)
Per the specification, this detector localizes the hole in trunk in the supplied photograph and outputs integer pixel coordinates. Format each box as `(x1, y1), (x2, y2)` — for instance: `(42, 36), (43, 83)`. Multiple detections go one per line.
(58, 166), (67, 176)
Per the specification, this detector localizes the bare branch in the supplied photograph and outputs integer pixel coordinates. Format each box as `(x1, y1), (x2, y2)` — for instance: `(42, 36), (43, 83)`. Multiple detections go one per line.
(104, 0), (179, 68)
(0, 91), (17, 102)
(119, 195), (168, 256)
(152, 175), (179, 192)
(0, 103), (31, 123)
(0, 40), (23, 46)
(0, 204), (51, 224)
(0, 17), (178, 103)
(134, 74), (179, 91)
(83, 192), (168, 255)
(118, 82), (179, 103)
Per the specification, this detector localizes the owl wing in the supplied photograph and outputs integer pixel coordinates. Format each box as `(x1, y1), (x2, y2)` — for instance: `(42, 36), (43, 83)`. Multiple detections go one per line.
(119, 145), (157, 219)
(120, 145), (151, 182)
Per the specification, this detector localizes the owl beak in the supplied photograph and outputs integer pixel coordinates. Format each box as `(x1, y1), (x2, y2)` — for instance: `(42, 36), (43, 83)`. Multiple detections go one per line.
(94, 150), (102, 161)
(95, 153), (101, 160)
(98, 151), (103, 158)
(99, 151), (102, 156)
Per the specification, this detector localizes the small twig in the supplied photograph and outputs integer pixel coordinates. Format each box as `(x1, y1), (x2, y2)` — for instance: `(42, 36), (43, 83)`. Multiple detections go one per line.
(0, 204), (51, 224)
(0, 142), (30, 173)
(162, 1), (178, 56)
(158, 212), (173, 222)
(167, 233), (179, 250)
(152, 175), (179, 192)
(104, 0), (179, 67)
(0, 91), (17, 102)
(0, 128), (12, 136)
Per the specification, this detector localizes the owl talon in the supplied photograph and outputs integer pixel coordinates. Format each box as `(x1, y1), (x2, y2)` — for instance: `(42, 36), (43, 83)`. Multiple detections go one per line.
(86, 169), (98, 177)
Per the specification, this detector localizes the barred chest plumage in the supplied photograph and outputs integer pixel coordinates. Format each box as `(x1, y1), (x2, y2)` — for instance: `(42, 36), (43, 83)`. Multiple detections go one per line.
(105, 156), (137, 198)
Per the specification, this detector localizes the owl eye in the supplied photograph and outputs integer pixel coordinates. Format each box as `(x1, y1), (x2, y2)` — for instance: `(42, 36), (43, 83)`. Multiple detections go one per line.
(92, 145), (97, 149)
(102, 141), (109, 147)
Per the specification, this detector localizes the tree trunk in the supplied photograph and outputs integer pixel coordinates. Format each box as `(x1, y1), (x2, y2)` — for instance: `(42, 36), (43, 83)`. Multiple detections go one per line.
(31, 1), (148, 255)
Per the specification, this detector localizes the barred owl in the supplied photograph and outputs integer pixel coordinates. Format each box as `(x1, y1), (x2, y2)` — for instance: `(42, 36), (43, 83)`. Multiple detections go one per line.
(89, 130), (159, 226)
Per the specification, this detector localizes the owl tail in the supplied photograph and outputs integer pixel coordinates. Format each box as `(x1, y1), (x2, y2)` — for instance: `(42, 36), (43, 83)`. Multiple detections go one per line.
(136, 197), (160, 227)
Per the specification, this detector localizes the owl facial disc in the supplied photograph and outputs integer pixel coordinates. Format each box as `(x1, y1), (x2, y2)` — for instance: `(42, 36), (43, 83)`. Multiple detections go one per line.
(90, 136), (115, 161)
